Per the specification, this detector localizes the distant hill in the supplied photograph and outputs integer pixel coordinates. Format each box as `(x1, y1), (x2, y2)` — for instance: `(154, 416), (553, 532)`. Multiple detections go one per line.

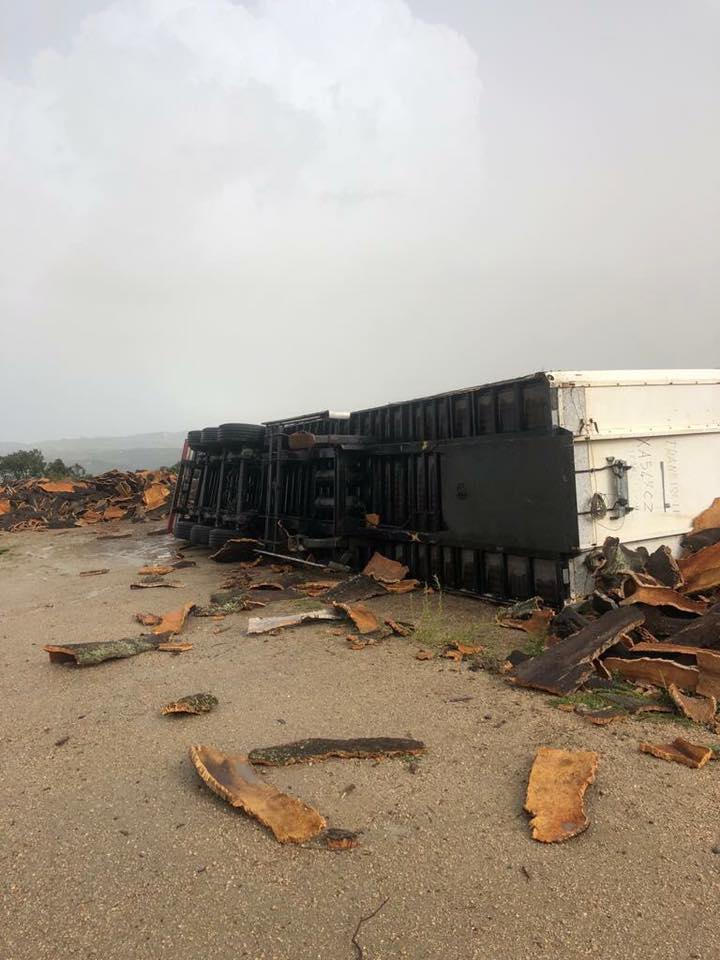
(0, 432), (186, 474)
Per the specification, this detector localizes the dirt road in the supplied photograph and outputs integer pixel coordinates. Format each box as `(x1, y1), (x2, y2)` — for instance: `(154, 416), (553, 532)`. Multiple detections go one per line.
(2, 526), (719, 959)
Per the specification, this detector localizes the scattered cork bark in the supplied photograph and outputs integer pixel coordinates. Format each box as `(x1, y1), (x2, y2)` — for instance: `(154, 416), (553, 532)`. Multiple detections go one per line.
(667, 683), (717, 724)
(415, 649), (434, 660)
(298, 580), (343, 597)
(362, 552), (409, 583)
(639, 737), (712, 769)
(306, 828), (360, 851)
(247, 608), (344, 635)
(161, 693), (218, 715)
(157, 641), (192, 652)
(442, 642), (483, 661)
(382, 579), (420, 594)
(682, 528), (720, 554)
(248, 737), (425, 766)
(209, 539), (262, 563)
(135, 612), (163, 626)
(189, 745), (326, 844)
(143, 482), (171, 510)
(499, 609), (555, 635)
(667, 611), (720, 650)
(43, 636), (158, 666)
(333, 602), (380, 634)
(38, 480), (86, 494)
(151, 602), (196, 637)
(620, 585), (706, 615)
(574, 705), (627, 726)
(696, 650), (720, 699)
(637, 605), (699, 639)
(645, 545), (684, 589)
(384, 619), (414, 637)
(602, 656), (699, 692)
(130, 582), (178, 589)
(629, 642), (706, 659)
(324, 575), (389, 603)
(0, 470), (175, 531)
(691, 498), (720, 534)
(79, 568), (109, 577)
(512, 607), (644, 695)
(524, 747), (599, 843)
(678, 543), (720, 594)
(137, 565), (176, 576)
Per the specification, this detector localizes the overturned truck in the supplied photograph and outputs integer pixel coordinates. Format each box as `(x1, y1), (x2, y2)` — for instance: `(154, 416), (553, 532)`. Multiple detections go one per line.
(170, 370), (720, 605)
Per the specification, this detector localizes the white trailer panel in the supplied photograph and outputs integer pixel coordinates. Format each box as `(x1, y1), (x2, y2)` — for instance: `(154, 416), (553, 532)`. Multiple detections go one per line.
(546, 370), (720, 597)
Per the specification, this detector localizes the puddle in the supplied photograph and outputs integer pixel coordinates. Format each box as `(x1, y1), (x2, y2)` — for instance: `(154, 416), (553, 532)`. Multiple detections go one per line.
(15, 531), (181, 575)
(89, 535), (177, 565)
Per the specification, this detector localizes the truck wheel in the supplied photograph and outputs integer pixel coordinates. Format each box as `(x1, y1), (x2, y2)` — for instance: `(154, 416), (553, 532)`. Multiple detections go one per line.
(173, 519), (193, 540)
(190, 523), (211, 546)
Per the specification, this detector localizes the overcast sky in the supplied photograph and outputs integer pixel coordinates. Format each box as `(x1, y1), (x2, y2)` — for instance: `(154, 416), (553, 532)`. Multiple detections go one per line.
(1, 0), (718, 441)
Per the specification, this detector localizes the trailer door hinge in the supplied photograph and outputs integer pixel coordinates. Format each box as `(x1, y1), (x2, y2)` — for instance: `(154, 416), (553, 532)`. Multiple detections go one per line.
(577, 457), (633, 519)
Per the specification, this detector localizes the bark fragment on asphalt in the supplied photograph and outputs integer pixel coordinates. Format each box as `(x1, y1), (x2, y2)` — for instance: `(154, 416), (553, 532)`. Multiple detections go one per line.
(602, 656), (699, 692)
(161, 693), (218, 715)
(524, 747), (599, 843)
(248, 737), (425, 766)
(43, 636), (158, 666)
(189, 744), (326, 843)
(639, 737), (712, 769)
(512, 607), (645, 695)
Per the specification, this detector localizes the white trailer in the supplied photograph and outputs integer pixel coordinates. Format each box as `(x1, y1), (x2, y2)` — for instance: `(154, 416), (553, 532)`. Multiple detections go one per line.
(546, 370), (720, 597)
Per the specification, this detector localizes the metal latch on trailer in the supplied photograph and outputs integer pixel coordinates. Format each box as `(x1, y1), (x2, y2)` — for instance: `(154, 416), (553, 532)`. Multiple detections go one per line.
(576, 457), (633, 519)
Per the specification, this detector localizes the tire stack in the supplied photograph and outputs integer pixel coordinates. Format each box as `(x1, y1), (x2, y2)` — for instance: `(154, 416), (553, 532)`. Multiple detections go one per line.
(217, 423), (265, 448)
(172, 423), (265, 545)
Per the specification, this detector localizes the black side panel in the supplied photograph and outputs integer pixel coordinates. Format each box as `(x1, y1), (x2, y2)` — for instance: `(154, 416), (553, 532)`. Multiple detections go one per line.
(440, 431), (578, 553)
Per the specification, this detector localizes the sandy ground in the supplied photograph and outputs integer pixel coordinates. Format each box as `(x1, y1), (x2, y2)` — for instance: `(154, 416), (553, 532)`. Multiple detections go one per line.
(2, 523), (720, 960)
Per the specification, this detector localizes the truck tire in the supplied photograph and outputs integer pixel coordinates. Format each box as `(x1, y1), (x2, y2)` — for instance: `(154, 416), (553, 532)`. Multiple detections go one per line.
(218, 423), (265, 445)
(190, 523), (211, 546)
(208, 528), (242, 550)
(173, 519), (193, 541)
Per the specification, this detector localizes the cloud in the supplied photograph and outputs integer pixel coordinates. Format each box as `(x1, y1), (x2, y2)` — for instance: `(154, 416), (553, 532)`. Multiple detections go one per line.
(3, 0), (483, 282)
(1, 0), (485, 437)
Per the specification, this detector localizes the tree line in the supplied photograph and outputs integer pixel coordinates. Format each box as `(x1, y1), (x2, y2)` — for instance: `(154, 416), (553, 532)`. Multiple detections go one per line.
(0, 449), (87, 482)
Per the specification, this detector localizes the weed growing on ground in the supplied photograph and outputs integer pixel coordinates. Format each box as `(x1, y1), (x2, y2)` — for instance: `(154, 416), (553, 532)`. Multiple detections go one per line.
(408, 582), (506, 671)
(523, 633), (547, 658)
(285, 596), (327, 611)
(411, 584), (478, 649)
(633, 712), (696, 729)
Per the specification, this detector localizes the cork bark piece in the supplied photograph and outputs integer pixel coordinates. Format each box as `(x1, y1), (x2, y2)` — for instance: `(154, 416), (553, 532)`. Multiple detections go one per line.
(135, 612), (163, 626)
(696, 650), (720, 699)
(362, 552), (409, 583)
(209, 539), (262, 563)
(44, 636), (158, 666)
(678, 543), (720, 594)
(524, 747), (599, 843)
(602, 656), (699, 692)
(639, 737), (712, 769)
(667, 684), (717, 724)
(691, 498), (720, 534)
(151, 602), (195, 637)
(512, 607), (644, 695)
(248, 737), (425, 766)
(161, 693), (218, 715)
(189, 745), (326, 844)
(620, 585), (706, 615)
(332, 602), (380, 634)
